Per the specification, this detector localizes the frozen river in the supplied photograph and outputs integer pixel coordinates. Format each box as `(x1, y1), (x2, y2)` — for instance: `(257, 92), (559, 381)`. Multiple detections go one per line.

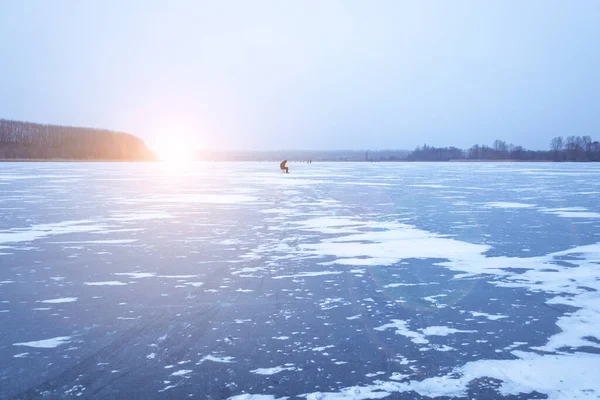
(1, 162), (600, 399)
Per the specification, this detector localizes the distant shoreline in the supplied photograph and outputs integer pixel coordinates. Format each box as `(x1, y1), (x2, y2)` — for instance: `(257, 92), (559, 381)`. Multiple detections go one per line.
(447, 159), (554, 162)
(0, 158), (157, 162)
(0, 158), (574, 163)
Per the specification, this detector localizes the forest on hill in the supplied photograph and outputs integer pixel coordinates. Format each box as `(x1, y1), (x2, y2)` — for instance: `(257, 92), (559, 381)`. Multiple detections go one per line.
(0, 119), (156, 160)
(406, 136), (600, 162)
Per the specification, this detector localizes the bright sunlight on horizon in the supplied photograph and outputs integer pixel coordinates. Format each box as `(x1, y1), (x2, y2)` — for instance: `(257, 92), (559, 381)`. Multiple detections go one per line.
(150, 135), (195, 163)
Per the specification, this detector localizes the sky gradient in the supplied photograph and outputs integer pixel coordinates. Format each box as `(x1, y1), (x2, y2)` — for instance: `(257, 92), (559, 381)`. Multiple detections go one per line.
(1, 0), (599, 151)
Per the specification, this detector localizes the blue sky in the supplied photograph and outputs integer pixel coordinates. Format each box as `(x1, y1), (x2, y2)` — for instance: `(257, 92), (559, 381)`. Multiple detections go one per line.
(1, 0), (599, 150)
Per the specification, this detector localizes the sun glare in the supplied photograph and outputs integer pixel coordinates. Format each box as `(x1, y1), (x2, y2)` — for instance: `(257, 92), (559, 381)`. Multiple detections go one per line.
(153, 139), (194, 163)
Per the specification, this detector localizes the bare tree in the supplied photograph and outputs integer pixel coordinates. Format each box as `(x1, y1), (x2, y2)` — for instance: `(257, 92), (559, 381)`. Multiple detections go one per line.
(550, 136), (564, 161)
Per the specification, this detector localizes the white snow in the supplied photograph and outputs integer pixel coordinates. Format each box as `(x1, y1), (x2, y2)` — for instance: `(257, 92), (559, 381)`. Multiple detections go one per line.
(198, 355), (235, 364)
(470, 311), (509, 320)
(312, 345), (335, 352)
(540, 207), (600, 218)
(302, 350), (600, 400)
(170, 369), (192, 376)
(227, 395), (288, 400)
(124, 194), (257, 204)
(184, 282), (204, 287)
(375, 321), (476, 343)
(408, 184), (449, 188)
(420, 326), (476, 336)
(272, 271), (343, 279)
(374, 320), (428, 344)
(113, 272), (156, 279)
(250, 365), (299, 375)
(297, 217), (489, 267)
(56, 239), (138, 244)
(83, 281), (128, 286)
(383, 282), (428, 288)
(389, 372), (410, 381)
(13, 336), (72, 348)
(485, 202), (536, 209)
(0, 220), (107, 244)
(40, 297), (78, 304)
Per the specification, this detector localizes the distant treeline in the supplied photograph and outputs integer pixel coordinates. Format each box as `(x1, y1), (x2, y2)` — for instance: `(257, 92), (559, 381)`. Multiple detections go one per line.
(0, 119), (156, 160)
(196, 149), (410, 162)
(406, 137), (600, 162)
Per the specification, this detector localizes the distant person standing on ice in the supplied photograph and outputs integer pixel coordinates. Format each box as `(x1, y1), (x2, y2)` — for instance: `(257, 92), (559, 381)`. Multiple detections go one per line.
(280, 160), (289, 173)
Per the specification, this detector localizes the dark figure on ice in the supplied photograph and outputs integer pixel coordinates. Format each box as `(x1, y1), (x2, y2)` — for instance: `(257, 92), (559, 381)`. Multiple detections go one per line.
(280, 160), (289, 173)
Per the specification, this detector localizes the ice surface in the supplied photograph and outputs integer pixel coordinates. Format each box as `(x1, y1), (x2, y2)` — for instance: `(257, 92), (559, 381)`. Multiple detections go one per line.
(0, 220), (107, 244)
(2, 162), (600, 399)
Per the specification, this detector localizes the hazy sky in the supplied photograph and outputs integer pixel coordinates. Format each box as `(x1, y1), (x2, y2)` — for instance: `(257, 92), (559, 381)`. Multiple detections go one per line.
(1, 1), (599, 151)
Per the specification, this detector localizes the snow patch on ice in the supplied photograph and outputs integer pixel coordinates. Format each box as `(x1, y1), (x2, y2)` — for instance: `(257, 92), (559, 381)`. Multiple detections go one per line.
(114, 272), (156, 279)
(170, 369), (192, 376)
(0, 220), (107, 244)
(374, 320), (428, 344)
(198, 355), (235, 364)
(228, 395), (288, 400)
(272, 271), (342, 279)
(470, 311), (508, 320)
(421, 326), (476, 336)
(485, 202), (535, 209)
(540, 207), (600, 218)
(251, 365), (299, 375)
(297, 217), (489, 267)
(40, 297), (78, 304)
(14, 336), (72, 348)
